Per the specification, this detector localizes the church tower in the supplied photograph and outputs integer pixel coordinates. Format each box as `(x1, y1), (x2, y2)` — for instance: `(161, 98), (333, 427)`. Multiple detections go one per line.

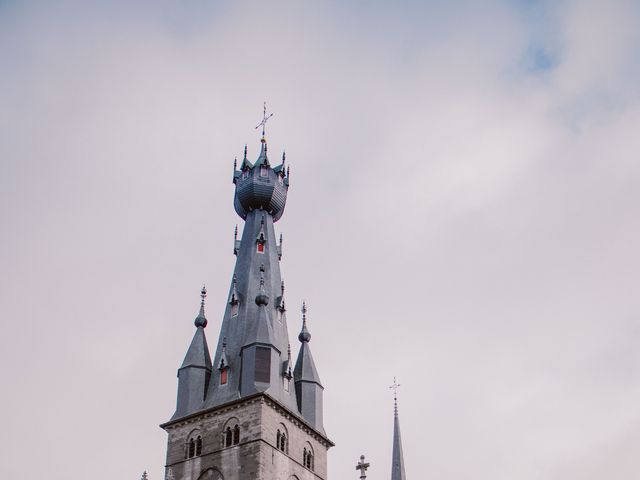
(161, 117), (333, 480)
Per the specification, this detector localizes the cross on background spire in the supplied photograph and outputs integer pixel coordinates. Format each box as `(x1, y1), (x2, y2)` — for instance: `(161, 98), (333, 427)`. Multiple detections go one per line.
(356, 455), (370, 479)
(255, 101), (274, 141)
(390, 376), (401, 414)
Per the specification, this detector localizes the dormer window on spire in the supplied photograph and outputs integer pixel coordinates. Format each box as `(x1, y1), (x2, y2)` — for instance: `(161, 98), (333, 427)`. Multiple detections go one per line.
(260, 165), (268, 177)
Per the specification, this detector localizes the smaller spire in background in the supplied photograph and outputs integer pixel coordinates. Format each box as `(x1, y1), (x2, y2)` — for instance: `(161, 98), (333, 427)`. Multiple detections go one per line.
(390, 377), (407, 480)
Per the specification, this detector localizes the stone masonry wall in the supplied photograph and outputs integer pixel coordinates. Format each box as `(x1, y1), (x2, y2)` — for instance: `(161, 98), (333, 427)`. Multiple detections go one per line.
(162, 394), (331, 480)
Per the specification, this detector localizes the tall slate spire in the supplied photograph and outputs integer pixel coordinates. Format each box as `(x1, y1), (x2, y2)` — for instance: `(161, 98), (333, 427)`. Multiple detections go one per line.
(172, 287), (212, 419)
(205, 132), (298, 413)
(390, 378), (407, 480)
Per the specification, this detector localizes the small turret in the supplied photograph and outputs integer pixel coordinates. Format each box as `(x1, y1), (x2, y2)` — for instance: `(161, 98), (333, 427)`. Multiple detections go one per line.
(172, 287), (212, 420)
(294, 302), (325, 434)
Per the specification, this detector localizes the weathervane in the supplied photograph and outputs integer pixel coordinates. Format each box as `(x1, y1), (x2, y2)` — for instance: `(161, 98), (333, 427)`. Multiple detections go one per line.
(255, 101), (274, 141)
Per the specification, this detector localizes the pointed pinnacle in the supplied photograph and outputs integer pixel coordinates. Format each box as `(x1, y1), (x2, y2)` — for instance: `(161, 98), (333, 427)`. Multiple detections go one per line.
(299, 301), (311, 343)
(195, 285), (208, 328)
(244, 144), (248, 159)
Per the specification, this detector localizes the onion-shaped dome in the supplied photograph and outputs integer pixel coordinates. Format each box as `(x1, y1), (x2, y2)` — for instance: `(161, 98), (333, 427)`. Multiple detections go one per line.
(233, 141), (289, 222)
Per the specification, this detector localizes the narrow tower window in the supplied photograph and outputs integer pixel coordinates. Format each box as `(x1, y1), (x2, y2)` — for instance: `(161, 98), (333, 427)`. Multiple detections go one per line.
(188, 438), (195, 458)
(255, 347), (271, 383)
(257, 242), (265, 253)
(196, 436), (202, 456)
(225, 427), (233, 447)
(304, 443), (314, 470)
(220, 368), (228, 385)
(233, 424), (240, 445)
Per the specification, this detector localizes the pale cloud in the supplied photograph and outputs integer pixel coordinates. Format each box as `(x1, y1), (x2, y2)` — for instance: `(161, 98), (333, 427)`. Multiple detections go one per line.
(1, 1), (639, 479)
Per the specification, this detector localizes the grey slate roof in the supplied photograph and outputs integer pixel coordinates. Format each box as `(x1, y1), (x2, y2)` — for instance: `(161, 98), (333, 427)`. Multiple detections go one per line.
(180, 327), (212, 370)
(169, 138), (327, 440)
(293, 321), (322, 386)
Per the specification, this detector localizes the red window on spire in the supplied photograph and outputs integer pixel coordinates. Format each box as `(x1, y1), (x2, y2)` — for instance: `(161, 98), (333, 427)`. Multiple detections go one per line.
(220, 369), (228, 385)
(257, 243), (265, 253)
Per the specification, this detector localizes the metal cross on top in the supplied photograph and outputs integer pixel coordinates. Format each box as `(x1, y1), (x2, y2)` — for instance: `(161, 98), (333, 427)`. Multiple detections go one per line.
(356, 455), (370, 480)
(255, 101), (274, 140)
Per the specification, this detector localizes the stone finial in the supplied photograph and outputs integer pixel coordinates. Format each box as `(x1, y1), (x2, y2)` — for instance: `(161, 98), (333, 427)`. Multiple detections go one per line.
(194, 285), (208, 328)
(255, 265), (269, 306)
(298, 301), (311, 343)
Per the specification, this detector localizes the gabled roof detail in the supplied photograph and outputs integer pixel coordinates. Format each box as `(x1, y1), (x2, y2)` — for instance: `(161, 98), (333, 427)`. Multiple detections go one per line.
(240, 144), (253, 170)
(254, 140), (270, 167)
(282, 343), (293, 380)
(218, 338), (228, 370)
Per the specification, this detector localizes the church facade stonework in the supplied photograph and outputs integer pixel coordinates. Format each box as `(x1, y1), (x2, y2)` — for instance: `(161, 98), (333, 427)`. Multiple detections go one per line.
(160, 126), (333, 480)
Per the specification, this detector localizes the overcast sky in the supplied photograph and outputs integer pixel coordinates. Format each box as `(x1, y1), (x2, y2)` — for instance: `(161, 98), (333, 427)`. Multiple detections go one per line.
(1, 1), (640, 479)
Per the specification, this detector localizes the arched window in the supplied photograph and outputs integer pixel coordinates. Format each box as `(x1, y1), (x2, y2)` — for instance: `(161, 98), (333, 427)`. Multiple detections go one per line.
(276, 425), (288, 454)
(222, 417), (240, 448)
(186, 429), (202, 459)
(304, 443), (314, 471)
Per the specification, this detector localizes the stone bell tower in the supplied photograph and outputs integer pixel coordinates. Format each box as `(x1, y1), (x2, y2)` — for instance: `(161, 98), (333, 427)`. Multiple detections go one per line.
(161, 110), (333, 480)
